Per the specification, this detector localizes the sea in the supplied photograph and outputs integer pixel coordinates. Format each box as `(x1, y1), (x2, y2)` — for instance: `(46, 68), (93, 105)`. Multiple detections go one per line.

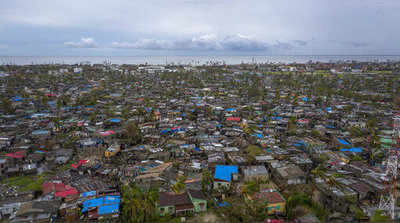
(1, 55), (400, 65)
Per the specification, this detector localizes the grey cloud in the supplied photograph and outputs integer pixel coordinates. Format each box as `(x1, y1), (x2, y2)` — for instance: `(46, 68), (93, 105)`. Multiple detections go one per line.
(110, 34), (277, 51)
(2, 0), (399, 55)
(64, 37), (98, 48)
(330, 40), (371, 48)
(292, 40), (307, 46)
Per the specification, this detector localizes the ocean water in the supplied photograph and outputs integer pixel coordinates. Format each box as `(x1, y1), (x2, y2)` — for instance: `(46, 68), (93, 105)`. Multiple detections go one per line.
(1, 55), (400, 65)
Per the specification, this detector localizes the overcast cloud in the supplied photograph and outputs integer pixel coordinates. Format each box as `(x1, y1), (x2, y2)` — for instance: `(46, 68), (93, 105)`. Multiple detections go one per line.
(0, 0), (399, 55)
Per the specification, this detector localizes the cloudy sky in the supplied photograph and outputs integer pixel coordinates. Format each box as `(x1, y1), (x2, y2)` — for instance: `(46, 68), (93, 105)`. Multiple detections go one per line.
(1, 0), (399, 56)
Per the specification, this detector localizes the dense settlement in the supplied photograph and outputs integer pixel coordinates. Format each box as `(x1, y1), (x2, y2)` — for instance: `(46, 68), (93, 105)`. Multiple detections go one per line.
(0, 61), (399, 222)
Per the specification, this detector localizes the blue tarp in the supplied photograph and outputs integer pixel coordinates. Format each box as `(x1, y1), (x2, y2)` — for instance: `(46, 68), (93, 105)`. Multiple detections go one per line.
(340, 147), (362, 153)
(82, 195), (120, 213)
(252, 133), (263, 139)
(34, 150), (45, 154)
(301, 97), (308, 102)
(297, 140), (307, 146)
(81, 191), (97, 197)
(12, 96), (24, 102)
(109, 118), (121, 123)
(325, 124), (335, 129)
(218, 201), (230, 207)
(98, 203), (119, 215)
(338, 138), (350, 145)
(225, 108), (236, 112)
(214, 165), (238, 182)
(194, 147), (201, 152)
(271, 116), (282, 120)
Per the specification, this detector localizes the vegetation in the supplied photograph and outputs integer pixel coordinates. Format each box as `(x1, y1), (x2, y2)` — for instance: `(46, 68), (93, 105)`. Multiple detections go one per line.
(371, 210), (390, 222)
(216, 196), (267, 223)
(286, 193), (328, 221)
(121, 184), (160, 223)
(122, 122), (143, 145)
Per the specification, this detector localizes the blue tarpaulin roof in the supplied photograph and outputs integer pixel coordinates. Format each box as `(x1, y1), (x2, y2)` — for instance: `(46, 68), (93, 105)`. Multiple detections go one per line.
(109, 118), (121, 123)
(98, 203), (119, 215)
(325, 124), (335, 129)
(340, 147), (362, 153)
(81, 191), (96, 197)
(338, 138), (350, 145)
(12, 96), (24, 102)
(161, 129), (170, 134)
(271, 116), (282, 120)
(214, 165), (238, 182)
(218, 201), (230, 207)
(225, 108), (236, 112)
(252, 133), (263, 139)
(301, 97), (308, 102)
(82, 195), (120, 213)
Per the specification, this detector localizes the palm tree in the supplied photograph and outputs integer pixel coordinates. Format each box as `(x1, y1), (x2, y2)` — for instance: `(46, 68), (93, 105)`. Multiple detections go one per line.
(201, 168), (213, 193)
(170, 176), (186, 194)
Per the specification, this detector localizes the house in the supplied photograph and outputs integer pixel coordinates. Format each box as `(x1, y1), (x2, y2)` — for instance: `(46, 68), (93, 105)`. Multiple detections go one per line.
(243, 166), (269, 181)
(213, 165), (238, 189)
(81, 195), (120, 220)
(188, 190), (207, 213)
(134, 162), (175, 189)
(270, 162), (306, 186)
(105, 144), (120, 158)
(42, 181), (79, 201)
(254, 190), (286, 215)
(158, 192), (194, 216)
(157, 190), (206, 216)
(13, 200), (61, 223)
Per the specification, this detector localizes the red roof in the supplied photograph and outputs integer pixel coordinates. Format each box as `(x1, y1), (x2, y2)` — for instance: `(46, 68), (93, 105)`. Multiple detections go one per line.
(55, 188), (78, 198)
(42, 181), (78, 198)
(100, 130), (115, 136)
(42, 181), (66, 195)
(5, 151), (25, 158)
(226, 117), (241, 122)
(71, 160), (88, 168)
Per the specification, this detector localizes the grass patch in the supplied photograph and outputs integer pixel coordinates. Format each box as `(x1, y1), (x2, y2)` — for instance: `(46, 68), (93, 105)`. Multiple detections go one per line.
(2, 173), (49, 192)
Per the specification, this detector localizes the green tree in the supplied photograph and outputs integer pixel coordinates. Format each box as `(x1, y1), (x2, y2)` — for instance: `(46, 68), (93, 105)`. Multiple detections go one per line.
(121, 184), (159, 223)
(122, 122), (143, 145)
(1, 98), (15, 114)
(371, 210), (390, 222)
(170, 176), (186, 194)
(201, 168), (213, 193)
